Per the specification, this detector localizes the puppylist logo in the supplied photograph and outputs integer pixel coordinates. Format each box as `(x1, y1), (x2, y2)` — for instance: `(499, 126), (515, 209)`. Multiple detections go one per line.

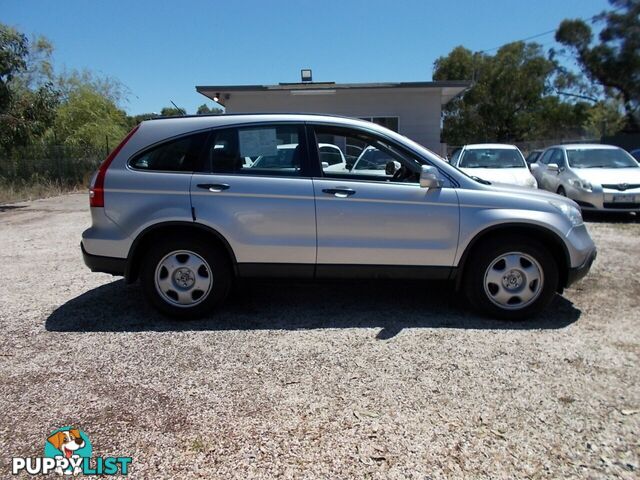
(12, 427), (132, 476)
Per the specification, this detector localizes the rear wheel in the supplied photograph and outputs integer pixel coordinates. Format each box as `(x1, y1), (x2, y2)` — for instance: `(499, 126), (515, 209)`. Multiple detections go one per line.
(464, 236), (558, 319)
(141, 237), (231, 319)
(557, 186), (566, 196)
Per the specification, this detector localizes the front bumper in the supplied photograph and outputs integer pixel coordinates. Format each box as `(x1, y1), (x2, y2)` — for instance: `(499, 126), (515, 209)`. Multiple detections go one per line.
(569, 186), (640, 211)
(81, 242), (126, 276)
(566, 247), (597, 288)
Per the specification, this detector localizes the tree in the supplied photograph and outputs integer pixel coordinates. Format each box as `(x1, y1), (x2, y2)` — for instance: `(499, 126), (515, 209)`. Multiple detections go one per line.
(51, 81), (128, 149)
(160, 106), (185, 116)
(196, 103), (222, 115)
(583, 99), (627, 137)
(434, 42), (588, 144)
(125, 112), (159, 128)
(555, 0), (640, 131)
(57, 69), (128, 106)
(0, 23), (59, 150)
(0, 24), (28, 112)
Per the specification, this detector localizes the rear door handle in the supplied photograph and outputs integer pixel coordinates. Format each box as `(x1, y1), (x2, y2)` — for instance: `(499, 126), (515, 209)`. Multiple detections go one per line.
(322, 188), (356, 198)
(197, 183), (230, 192)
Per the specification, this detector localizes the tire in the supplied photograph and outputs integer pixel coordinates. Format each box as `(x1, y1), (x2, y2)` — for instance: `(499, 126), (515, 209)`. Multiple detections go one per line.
(463, 235), (559, 320)
(557, 186), (566, 196)
(141, 236), (232, 319)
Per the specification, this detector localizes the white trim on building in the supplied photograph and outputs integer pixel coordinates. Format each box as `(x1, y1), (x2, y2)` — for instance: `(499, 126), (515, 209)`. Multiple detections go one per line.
(196, 81), (469, 155)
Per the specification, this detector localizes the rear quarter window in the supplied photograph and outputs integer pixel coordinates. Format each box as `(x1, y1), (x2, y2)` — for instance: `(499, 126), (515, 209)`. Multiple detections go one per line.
(129, 131), (208, 171)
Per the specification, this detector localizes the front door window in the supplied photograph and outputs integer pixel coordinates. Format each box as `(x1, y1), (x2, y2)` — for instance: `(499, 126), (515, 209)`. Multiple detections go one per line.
(313, 125), (421, 183)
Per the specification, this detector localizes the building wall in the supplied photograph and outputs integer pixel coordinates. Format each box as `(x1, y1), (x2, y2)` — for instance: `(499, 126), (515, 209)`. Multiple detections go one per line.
(223, 88), (444, 153)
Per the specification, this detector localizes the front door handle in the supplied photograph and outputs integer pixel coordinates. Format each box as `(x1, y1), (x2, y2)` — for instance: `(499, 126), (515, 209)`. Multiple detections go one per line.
(322, 188), (356, 198)
(197, 183), (230, 192)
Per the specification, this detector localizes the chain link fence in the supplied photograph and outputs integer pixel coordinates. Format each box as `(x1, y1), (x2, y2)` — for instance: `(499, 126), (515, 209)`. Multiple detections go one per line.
(0, 144), (105, 186)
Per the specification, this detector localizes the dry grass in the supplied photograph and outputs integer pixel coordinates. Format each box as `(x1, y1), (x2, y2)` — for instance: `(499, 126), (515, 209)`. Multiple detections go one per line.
(0, 179), (85, 204)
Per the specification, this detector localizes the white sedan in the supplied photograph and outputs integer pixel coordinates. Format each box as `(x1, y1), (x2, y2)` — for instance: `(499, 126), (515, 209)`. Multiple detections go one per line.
(450, 144), (538, 188)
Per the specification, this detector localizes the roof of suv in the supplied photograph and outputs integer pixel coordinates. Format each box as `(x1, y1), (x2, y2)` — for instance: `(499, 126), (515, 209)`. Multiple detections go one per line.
(138, 113), (394, 139)
(144, 112), (379, 127)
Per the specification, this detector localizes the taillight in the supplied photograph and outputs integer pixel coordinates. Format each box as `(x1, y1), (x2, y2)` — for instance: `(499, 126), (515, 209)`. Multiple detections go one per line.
(90, 125), (140, 207)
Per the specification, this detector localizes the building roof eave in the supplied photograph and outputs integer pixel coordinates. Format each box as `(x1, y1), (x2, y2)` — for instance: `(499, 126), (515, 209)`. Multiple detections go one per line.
(196, 80), (471, 97)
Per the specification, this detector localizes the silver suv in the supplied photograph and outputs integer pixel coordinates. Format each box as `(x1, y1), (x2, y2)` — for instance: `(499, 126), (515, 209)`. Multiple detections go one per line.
(82, 114), (596, 319)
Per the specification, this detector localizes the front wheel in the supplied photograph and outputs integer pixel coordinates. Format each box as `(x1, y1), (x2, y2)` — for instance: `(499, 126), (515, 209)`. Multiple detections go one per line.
(464, 236), (559, 320)
(141, 237), (232, 319)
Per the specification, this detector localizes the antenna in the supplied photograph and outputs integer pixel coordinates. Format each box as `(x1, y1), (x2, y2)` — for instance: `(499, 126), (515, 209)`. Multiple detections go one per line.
(170, 100), (186, 115)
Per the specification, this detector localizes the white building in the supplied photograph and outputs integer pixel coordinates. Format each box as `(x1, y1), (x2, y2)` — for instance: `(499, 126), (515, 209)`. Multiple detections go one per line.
(196, 80), (469, 155)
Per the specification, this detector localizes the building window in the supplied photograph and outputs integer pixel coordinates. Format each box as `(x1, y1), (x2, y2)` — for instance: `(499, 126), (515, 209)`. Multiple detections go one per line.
(359, 117), (399, 133)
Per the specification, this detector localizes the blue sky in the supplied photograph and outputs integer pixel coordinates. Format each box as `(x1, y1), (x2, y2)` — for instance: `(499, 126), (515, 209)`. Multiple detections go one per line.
(3, 0), (609, 115)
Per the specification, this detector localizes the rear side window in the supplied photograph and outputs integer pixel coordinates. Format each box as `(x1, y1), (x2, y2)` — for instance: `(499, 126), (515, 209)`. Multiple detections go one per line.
(205, 124), (305, 176)
(130, 131), (208, 171)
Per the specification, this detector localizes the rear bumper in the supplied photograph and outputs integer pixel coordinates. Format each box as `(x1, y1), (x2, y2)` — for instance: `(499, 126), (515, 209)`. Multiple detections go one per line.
(566, 247), (597, 288)
(81, 242), (126, 276)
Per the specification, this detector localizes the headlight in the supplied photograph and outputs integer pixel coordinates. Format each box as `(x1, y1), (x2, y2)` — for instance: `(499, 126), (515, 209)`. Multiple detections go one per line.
(550, 201), (583, 227)
(568, 178), (593, 191)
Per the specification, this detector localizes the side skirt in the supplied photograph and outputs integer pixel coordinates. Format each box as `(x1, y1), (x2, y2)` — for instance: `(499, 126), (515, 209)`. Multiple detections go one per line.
(237, 263), (454, 280)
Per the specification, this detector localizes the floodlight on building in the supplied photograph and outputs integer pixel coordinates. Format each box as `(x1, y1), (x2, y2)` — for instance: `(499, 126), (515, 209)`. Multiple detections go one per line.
(301, 69), (312, 82)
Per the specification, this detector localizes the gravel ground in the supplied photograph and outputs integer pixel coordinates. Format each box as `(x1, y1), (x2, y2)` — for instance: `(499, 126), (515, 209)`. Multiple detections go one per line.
(0, 193), (638, 479)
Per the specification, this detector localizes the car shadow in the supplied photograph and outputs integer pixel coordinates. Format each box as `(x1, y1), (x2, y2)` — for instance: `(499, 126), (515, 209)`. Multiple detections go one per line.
(583, 211), (639, 223)
(0, 204), (27, 212)
(45, 279), (581, 338)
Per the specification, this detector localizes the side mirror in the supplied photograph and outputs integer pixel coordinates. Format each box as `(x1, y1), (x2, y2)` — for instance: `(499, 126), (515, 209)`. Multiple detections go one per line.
(321, 161), (329, 169)
(529, 162), (539, 171)
(419, 165), (443, 189)
(547, 163), (559, 172)
(385, 160), (401, 176)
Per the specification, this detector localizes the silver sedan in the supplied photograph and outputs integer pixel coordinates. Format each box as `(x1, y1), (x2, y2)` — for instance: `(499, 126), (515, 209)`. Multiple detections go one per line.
(531, 144), (640, 212)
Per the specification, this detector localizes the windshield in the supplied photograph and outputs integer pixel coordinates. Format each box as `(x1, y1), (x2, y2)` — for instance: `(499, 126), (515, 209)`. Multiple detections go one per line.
(459, 149), (526, 168)
(567, 148), (639, 168)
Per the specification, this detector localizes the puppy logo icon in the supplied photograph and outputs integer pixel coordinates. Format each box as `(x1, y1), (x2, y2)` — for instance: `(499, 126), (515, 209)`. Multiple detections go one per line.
(12, 427), (131, 475)
(44, 427), (92, 475)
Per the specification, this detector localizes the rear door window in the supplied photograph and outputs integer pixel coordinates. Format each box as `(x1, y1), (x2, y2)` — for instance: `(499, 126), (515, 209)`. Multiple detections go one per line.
(205, 124), (306, 176)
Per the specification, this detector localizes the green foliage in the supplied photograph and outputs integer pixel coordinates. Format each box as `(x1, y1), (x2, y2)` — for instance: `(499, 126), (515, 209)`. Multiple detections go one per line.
(196, 103), (223, 115)
(584, 100), (627, 137)
(0, 23), (59, 150)
(160, 106), (185, 116)
(433, 46), (476, 82)
(555, 0), (640, 130)
(0, 24), (28, 112)
(125, 112), (159, 129)
(57, 69), (128, 105)
(51, 81), (129, 149)
(434, 42), (588, 144)
(0, 83), (59, 148)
